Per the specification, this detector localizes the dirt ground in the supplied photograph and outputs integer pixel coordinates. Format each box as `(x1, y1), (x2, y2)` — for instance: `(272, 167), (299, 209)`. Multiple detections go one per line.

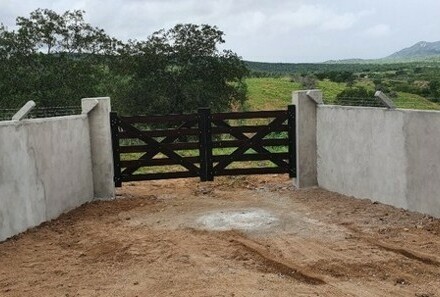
(1, 175), (440, 297)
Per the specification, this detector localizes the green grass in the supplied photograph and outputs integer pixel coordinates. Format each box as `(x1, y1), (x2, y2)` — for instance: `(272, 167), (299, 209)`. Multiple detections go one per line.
(316, 80), (346, 103)
(394, 92), (440, 110)
(245, 77), (301, 110)
(354, 79), (376, 91)
(246, 77), (440, 110)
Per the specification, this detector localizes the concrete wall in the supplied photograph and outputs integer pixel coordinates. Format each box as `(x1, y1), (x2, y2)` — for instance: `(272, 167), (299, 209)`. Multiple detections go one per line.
(293, 90), (320, 188)
(0, 97), (115, 241)
(82, 98), (115, 199)
(0, 116), (94, 241)
(317, 105), (440, 217)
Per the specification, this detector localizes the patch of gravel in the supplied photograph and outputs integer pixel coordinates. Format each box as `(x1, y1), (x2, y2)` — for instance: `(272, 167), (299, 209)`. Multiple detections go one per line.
(195, 208), (279, 231)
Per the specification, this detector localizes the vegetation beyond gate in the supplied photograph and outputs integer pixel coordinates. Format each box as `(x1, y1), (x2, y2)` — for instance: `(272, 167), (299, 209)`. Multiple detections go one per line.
(110, 107), (296, 185)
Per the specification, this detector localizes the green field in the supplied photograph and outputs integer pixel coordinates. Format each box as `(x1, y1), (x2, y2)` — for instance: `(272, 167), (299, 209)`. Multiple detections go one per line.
(245, 77), (440, 111)
(245, 77), (301, 110)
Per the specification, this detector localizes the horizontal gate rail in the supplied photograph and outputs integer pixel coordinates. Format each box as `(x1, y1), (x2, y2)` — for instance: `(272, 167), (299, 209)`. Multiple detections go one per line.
(213, 152), (289, 163)
(119, 152), (289, 168)
(122, 171), (197, 182)
(119, 128), (200, 139)
(120, 156), (201, 168)
(213, 138), (288, 148)
(211, 125), (288, 135)
(119, 138), (289, 153)
(120, 114), (197, 124)
(119, 142), (200, 153)
(212, 110), (287, 120)
(111, 105), (296, 186)
(215, 167), (289, 176)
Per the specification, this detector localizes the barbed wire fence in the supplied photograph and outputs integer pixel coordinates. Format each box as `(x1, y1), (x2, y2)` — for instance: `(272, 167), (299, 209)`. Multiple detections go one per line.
(0, 106), (81, 121)
(323, 95), (440, 110)
(323, 96), (386, 108)
(1, 94), (439, 122)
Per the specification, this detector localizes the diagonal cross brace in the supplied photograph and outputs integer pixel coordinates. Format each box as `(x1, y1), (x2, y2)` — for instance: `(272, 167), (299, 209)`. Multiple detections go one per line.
(212, 118), (289, 170)
(118, 120), (200, 176)
(121, 120), (197, 176)
(213, 115), (288, 173)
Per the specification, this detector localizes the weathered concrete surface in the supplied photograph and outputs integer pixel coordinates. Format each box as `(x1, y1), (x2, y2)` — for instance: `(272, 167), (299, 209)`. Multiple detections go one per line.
(317, 106), (440, 217)
(0, 115), (94, 241)
(82, 97), (115, 199)
(404, 111), (440, 216)
(293, 90), (319, 188)
(12, 100), (36, 121)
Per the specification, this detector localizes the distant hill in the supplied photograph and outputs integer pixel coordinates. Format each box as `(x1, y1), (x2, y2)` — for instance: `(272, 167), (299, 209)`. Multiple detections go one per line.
(387, 41), (440, 60)
(324, 41), (440, 64)
(244, 61), (374, 74)
(244, 41), (440, 74)
(244, 60), (439, 75)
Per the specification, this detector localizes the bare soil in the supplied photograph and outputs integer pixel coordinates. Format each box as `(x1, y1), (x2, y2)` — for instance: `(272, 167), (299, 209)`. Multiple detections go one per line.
(1, 175), (440, 297)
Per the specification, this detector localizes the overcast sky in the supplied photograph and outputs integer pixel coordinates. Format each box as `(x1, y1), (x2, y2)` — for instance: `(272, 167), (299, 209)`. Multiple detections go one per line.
(1, 0), (439, 62)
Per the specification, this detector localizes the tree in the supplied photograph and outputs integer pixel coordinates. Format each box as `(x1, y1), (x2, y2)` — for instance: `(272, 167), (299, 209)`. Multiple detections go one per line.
(1, 11), (248, 114)
(0, 9), (120, 108)
(298, 74), (317, 89)
(117, 24), (248, 115)
(15, 9), (120, 55)
(315, 71), (355, 84)
(428, 80), (440, 98)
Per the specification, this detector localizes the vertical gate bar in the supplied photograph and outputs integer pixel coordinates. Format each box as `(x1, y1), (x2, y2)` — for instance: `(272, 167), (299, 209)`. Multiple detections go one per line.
(287, 105), (296, 178)
(198, 108), (214, 182)
(110, 112), (122, 187)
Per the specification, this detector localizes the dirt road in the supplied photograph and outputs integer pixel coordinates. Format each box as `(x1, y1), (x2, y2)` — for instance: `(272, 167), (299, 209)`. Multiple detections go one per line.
(1, 175), (439, 296)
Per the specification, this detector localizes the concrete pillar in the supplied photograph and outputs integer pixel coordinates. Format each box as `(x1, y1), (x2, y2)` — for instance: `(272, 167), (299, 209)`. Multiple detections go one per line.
(81, 97), (115, 199)
(292, 90), (322, 188)
(12, 100), (36, 121)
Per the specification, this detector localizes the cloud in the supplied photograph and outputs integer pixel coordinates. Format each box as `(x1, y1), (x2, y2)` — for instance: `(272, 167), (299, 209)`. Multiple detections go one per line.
(364, 24), (391, 37)
(320, 12), (359, 31)
(266, 5), (371, 32)
(213, 3), (371, 39)
(0, 1), (372, 38)
(0, 0), (440, 62)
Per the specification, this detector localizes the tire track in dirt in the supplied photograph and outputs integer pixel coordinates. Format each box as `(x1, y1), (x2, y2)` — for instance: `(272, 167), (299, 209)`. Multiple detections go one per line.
(344, 225), (440, 267)
(369, 240), (440, 266)
(217, 231), (327, 285)
(212, 232), (424, 296)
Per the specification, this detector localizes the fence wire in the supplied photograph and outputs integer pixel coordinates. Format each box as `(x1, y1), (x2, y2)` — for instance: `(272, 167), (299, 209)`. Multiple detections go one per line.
(324, 96), (440, 110)
(0, 106), (81, 121)
(323, 97), (386, 108)
(0, 109), (17, 121)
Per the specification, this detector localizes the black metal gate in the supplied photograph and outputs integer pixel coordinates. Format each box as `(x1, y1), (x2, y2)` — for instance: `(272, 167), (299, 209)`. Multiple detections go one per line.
(110, 106), (296, 187)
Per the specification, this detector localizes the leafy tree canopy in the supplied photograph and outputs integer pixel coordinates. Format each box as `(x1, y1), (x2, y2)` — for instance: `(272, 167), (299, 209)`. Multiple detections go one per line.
(116, 24), (248, 115)
(0, 10), (248, 115)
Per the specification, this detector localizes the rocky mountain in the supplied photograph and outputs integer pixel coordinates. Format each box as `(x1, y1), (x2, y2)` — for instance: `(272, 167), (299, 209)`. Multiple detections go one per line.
(323, 41), (440, 64)
(386, 41), (440, 60)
